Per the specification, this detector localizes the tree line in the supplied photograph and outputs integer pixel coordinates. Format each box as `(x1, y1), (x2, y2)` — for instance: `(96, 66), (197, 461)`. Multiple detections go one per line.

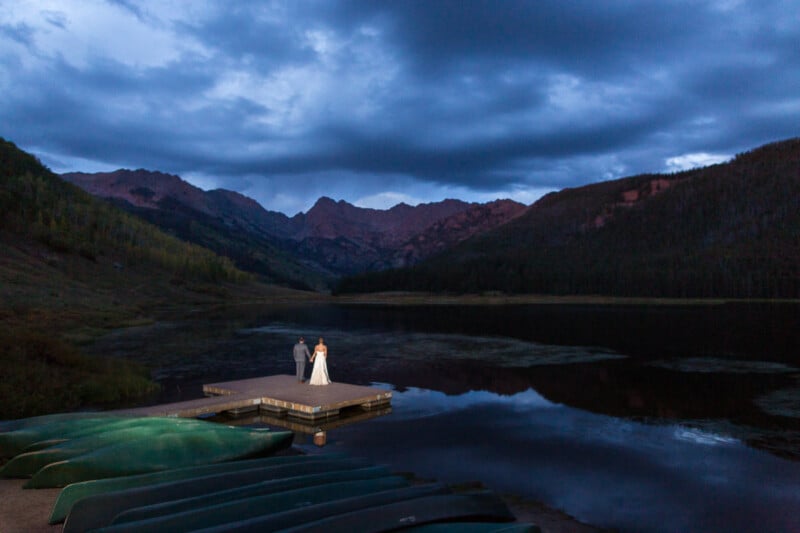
(0, 138), (249, 284)
(337, 138), (800, 299)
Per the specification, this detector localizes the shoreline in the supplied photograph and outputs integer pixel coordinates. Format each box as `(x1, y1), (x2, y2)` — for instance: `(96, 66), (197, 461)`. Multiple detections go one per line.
(235, 290), (800, 307)
(0, 453), (604, 533)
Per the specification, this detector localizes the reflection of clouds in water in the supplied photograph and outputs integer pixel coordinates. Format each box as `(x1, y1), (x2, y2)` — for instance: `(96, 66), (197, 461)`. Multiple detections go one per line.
(386, 385), (743, 453)
(335, 386), (800, 533)
(388, 386), (557, 419)
(243, 323), (623, 366)
(673, 427), (738, 446)
(648, 357), (797, 374)
(669, 418), (800, 461)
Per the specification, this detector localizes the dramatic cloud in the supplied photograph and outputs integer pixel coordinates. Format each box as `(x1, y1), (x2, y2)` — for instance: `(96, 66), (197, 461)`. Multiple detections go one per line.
(1, 0), (798, 214)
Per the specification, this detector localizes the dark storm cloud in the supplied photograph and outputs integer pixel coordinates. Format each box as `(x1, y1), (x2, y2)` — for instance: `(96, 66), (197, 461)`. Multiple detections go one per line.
(335, 0), (703, 73)
(0, 1), (798, 213)
(230, 109), (669, 190)
(179, 5), (318, 69)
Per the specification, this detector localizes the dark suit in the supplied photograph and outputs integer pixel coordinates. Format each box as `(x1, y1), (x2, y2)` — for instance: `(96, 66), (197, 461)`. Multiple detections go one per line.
(293, 342), (311, 381)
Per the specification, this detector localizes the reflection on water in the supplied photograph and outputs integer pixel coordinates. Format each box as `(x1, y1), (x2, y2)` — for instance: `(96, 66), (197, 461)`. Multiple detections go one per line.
(85, 302), (800, 532)
(209, 405), (392, 436)
(647, 357), (798, 374)
(326, 385), (800, 533)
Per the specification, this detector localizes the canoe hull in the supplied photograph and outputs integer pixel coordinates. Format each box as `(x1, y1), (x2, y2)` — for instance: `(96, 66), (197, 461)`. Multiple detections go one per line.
(27, 427), (293, 488)
(51, 454), (343, 524)
(62, 457), (372, 532)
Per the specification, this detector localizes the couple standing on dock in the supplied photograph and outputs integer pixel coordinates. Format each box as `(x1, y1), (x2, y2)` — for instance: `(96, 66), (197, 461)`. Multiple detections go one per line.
(293, 337), (331, 386)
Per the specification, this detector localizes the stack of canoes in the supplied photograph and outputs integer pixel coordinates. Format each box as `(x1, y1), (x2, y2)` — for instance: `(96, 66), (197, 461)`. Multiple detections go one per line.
(0, 413), (294, 488)
(1, 412), (540, 532)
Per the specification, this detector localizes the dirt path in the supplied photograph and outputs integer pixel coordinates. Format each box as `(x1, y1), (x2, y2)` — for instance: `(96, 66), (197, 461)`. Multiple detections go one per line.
(0, 479), (60, 533)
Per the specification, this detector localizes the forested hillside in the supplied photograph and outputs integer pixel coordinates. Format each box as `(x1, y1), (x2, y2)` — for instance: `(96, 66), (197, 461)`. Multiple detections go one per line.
(1, 140), (247, 284)
(63, 169), (330, 289)
(337, 138), (800, 298)
(109, 196), (331, 290)
(0, 138), (259, 418)
(64, 170), (527, 283)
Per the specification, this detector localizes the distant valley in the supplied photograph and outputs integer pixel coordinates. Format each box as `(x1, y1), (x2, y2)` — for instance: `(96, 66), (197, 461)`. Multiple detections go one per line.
(62, 170), (527, 289)
(5, 135), (799, 299)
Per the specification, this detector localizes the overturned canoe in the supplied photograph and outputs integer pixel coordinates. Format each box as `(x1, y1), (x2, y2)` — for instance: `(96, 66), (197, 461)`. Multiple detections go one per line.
(189, 483), (453, 533)
(0, 412), (128, 434)
(109, 465), (391, 525)
(57, 451), (539, 533)
(2, 421), (215, 478)
(1, 416), (208, 458)
(27, 426), (293, 488)
(51, 454), (342, 524)
(266, 491), (515, 533)
(61, 458), (372, 532)
(1, 417), (128, 458)
(102, 476), (410, 533)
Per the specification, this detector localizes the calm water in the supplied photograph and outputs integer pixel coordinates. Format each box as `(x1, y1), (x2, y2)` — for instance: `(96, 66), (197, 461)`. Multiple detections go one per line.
(89, 302), (800, 533)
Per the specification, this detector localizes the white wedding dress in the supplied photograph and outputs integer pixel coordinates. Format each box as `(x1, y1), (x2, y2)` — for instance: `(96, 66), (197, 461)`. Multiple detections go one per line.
(309, 350), (331, 385)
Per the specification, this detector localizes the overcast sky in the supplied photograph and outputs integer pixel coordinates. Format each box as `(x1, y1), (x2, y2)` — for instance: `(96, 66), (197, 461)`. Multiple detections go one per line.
(1, 1), (798, 215)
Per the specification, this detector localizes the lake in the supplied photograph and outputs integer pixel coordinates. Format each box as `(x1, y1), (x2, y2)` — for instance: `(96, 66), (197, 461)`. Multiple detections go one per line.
(89, 302), (800, 533)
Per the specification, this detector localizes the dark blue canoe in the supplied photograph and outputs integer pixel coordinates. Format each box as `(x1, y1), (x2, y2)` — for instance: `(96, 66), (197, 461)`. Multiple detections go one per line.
(62, 457), (373, 533)
(51, 454), (342, 524)
(188, 483), (456, 532)
(99, 476), (411, 532)
(273, 491), (515, 533)
(109, 465), (392, 524)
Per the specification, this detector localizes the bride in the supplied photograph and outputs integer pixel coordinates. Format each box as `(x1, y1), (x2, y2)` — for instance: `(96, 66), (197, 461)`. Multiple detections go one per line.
(308, 337), (331, 386)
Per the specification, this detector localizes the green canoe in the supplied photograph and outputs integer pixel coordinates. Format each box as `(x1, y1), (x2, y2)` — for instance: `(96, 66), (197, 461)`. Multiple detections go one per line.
(0, 412), (127, 433)
(266, 491), (515, 533)
(100, 476), (410, 533)
(1, 417), (130, 458)
(1, 416), (208, 458)
(51, 454), (343, 524)
(18, 416), (213, 455)
(109, 465), (391, 525)
(61, 458), (372, 532)
(27, 426), (293, 488)
(188, 483), (453, 532)
(1, 421), (216, 478)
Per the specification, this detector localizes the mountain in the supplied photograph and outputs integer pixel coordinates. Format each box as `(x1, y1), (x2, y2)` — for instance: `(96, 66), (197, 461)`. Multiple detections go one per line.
(299, 196), (472, 243)
(292, 196), (526, 274)
(63, 169), (326, 290)
(0, 137), (275, 418)
(63, 170), (527, 282)
(337, 138), (800, 298)
(2, 149), (248, 289)
(389, 199), (530, 268)
(63, 169), (303, 239)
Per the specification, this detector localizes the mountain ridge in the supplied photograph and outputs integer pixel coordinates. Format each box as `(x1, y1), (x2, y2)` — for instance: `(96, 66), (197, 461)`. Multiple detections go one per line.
(337, 137), (800, 298)
(63, 170), (527, 282)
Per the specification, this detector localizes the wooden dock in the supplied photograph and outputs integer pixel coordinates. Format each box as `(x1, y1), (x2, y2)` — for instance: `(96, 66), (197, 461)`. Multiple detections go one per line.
(122, 375), (392, 421)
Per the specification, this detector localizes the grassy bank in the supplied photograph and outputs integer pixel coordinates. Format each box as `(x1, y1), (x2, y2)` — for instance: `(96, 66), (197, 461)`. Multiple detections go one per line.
(0, 326), (158, 420)
(0, 139), (316, 420)
(0, 240), (308, 420)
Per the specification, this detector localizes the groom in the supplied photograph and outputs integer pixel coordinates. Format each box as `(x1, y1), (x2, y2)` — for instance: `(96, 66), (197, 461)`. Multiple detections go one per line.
(292, 337), (311, 383)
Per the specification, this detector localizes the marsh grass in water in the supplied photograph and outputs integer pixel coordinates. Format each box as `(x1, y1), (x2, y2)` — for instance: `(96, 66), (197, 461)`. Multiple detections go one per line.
(0, 327), (158, 419)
